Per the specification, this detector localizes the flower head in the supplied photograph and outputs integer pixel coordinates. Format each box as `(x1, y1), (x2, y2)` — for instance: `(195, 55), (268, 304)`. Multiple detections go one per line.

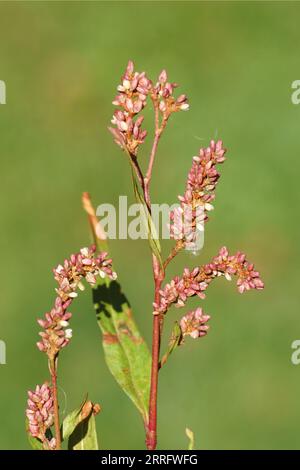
(53, 245), (116, 302)
(153, 247), (264, 315)
(109, 61), (189, 155)
(37, 246), (116, 358)
(109, 60), (151, 155)
(211, 246), (265, 293)
(153, 69), (189, 117)
(113, 60), (152, 111)
(36, 297), (72, 357)
(180, 308), (210, 339)
(169, 140), (226, 248)
(26, 383), (54, 448)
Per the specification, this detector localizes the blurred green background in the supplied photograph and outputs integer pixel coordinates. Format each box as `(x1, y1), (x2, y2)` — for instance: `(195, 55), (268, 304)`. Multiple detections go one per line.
(0, 0), (299, 450)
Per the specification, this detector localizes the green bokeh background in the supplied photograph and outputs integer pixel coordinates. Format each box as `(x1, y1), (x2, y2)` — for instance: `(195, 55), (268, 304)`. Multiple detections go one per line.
(0, 0), (299, 450)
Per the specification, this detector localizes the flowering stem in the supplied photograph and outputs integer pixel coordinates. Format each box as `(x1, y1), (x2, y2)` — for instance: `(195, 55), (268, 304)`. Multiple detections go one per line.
(144, 101), (171, 450)
(147, 271), (163, 450)
(49, 358), (61, 450)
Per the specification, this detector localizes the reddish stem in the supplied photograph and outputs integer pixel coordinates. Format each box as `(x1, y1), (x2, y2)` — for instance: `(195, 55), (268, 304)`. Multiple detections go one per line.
(49, 358), (61, 450)
(144, 99), (170, 450)
(146, 267), (163, 450)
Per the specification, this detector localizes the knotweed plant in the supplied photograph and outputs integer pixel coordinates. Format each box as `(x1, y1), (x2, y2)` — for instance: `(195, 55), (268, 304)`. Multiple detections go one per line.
(26, 61), (264, 450)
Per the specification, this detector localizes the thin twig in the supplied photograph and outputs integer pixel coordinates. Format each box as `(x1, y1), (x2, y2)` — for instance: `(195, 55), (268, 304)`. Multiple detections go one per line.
(163, 240), (185, 270)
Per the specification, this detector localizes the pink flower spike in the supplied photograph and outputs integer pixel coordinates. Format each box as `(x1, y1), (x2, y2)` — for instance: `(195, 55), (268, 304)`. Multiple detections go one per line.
(26, 383), (54, 447)
(180, 308), (210, 340)
(154, 248), (263, 315)
(110, 60), (152, 156)
(37, 246), (117, 358)
(169, 140), (227, 247)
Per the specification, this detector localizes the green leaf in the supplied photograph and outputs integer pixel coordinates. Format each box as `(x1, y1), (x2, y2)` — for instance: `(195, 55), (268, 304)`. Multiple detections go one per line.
(83, 191), (151, 427)
(160, 322), (183, 368)
(185, 427), (195, 450)
(65, 399), (99, 450)
(62, 394), (88, 441)
(68, 413), (98, 450)
(93, 277), (151, 426)
(132, 173), (164, 271)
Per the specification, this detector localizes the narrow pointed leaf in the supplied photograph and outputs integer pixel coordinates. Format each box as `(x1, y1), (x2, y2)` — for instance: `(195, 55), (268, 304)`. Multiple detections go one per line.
(132, 173), (164, 270)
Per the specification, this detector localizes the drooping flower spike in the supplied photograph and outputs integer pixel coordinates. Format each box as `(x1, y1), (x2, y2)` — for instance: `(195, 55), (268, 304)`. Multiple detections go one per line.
(154, 246), (264, 315)
(53, 245), (116, 302)
(37, 246), (117, 358)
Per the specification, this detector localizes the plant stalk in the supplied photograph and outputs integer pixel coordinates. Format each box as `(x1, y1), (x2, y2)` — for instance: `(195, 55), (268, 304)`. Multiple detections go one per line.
(49, 358), (61, 450)
(146, 270), (163, 450)
(144, 99), (169, 450)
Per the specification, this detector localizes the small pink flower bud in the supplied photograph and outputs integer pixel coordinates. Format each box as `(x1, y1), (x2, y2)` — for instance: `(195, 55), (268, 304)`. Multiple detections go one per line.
(159, 69), (167, 83)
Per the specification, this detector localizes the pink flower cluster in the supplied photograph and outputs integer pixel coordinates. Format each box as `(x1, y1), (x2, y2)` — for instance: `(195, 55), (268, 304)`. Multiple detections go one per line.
(180, 308), (210, 339)
(153, 69), (189, 117)
(109, 61), (189, 155)
(170, 140), (226, 247)
(26, 383), (56, 449)
(37, 297), (72, 357)
(37, 246), (116, 358)
(153, 246), (264, 315)
(109, 60), (151, 155)
(113, 60), (151, 112)
(212, 246), (264, 293)
(53, 245), (116, 302)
